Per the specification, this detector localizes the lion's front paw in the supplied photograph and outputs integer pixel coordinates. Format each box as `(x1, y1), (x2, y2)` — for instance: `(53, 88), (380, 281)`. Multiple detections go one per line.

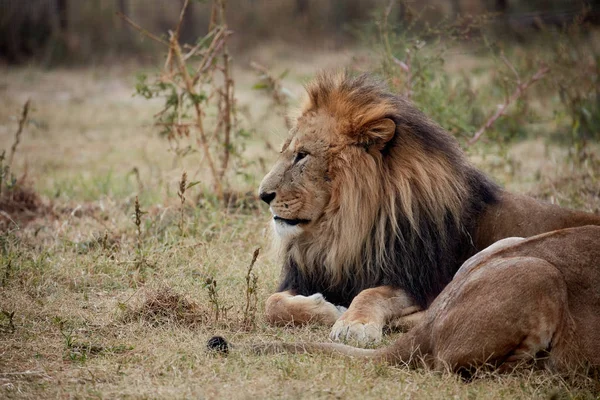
(329, 319), (383, 345)
(307, 293), (326, 304)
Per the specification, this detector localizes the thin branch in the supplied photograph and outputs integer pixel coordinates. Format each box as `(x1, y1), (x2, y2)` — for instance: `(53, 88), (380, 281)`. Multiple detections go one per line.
(193, 29), (229, 82)
(182, 27), (220, 61)
(392, 55), (412, 99)
(8, 99), (30, 168)
(116, 12), (169, 46)
(243, 247), (260, 329)
(174, 0), (190, 41)
(500, 53), (521, 84)
(468, 65), (549, 146)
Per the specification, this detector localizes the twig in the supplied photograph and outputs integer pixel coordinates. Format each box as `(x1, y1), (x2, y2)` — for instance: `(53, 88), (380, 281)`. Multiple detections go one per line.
(468, 65), (549, 146)
(182, 27), (219, 61)
(174, 0), (190, 41)
(195, 33), (228, 79)
(392, 55), (412, 99)
(177, 171), (187, 235)
(8, 99), (30, 168)
(500, 53), (521, 84)
(133, 196), (146, 269)
(243, 247), (260, 329)
(116, 12), (169, 46)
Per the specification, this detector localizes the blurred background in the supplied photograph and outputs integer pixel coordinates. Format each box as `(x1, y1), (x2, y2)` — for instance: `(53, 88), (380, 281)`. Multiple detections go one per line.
(1, 0), (598, 65)
(0, 0), (599, 210)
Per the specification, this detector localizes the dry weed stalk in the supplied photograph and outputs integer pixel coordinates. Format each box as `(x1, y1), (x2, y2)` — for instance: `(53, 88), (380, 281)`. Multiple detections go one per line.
(177, 171), (200, 236)
(1, 258), (12, 287)
(468, 60), (550, 146)
(0, 151), (7, 198)
(242, 247), (260, 329)
(203, 277), (228, 323)
(1, 100), (30, 198)
(133, 196), (146, 268)
(119, 0), (238, 201)
(178, 171), (187, 235)
(8, 99), (30, 169)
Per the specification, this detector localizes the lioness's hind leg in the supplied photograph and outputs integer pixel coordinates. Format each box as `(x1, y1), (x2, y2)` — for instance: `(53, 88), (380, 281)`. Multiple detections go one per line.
(389, 310), (426, 332)
(431, 257), (568, 373)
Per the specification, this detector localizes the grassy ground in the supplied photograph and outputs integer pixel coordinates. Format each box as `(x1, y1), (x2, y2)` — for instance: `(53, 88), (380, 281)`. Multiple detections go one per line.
(1, 47), (599, 399)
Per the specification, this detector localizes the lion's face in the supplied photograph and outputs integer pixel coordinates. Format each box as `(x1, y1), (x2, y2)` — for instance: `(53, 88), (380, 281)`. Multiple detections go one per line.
(258, 112), (336, 239)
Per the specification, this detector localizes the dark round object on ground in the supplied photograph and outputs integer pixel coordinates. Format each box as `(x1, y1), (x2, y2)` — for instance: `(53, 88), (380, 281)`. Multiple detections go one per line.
(207, 336), (229, 354)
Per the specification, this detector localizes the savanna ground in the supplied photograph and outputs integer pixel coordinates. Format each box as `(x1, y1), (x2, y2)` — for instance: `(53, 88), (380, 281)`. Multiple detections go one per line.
(2, 30), (600, 400)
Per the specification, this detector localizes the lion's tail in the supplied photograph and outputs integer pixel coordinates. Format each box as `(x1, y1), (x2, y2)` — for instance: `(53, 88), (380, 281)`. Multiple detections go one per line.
(206, 335), (411, 364)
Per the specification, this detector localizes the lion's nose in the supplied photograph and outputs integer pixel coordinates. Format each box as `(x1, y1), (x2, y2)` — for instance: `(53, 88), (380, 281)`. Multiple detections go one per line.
(259, 191), (276, 205)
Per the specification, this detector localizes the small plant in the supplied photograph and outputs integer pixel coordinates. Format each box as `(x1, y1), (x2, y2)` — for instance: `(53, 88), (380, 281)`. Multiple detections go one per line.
(203, 277), (231, 323)
(242, 247), (260, 330)
(1, 258), (11, 287)
(0, 151), (7, 199)
(0, 310), (15, 333)
(8, 99), (30, 168)
(178, 171), (187, 235)
(133, 196), (147, 272)
(177, 171), (200, 236)
(1, 99), (30, 197)
(120, 0), (246, 201)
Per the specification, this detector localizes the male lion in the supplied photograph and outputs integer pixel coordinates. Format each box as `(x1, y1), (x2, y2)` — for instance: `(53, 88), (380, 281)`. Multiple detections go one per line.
(209, 226), (600, 374)
(258, 72), (600, 344)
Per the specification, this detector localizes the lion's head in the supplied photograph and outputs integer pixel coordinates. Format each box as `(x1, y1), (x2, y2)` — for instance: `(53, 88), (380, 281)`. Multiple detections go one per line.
(259, 72), (497, 307)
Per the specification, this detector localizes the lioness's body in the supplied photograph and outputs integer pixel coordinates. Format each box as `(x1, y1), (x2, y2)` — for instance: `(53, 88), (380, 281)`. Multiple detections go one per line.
(242, 226), (600, 373)
(475, 191), (600, 248)
(259, 72), (600, 344)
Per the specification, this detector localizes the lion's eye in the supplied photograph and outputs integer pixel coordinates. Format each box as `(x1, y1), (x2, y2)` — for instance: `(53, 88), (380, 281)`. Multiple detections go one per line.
(293, 151), (308, 164)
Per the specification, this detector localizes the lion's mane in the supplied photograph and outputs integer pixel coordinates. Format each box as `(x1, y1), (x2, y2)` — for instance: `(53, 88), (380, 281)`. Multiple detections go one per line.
(278, 73), (499, 308)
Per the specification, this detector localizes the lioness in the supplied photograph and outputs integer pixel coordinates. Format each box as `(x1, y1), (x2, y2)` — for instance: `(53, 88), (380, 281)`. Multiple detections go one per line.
(258, 72), (600, 344)
(209, 226), (600, 374)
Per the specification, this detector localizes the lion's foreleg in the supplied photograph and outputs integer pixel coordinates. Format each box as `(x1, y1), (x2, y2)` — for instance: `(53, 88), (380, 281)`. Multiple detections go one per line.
(265, 290), (345, 326)
(330, 286), (421, 345)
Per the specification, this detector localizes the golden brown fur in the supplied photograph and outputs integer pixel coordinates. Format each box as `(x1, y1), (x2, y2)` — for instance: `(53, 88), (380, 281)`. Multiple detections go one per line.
(258, 71), (600, 344)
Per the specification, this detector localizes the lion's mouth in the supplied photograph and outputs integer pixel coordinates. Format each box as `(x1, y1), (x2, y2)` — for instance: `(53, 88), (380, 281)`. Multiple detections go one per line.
(273, 216), (310, 226)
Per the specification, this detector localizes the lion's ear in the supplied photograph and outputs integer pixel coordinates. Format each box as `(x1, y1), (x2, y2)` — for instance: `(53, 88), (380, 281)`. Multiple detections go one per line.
(358, 118), (396, 148)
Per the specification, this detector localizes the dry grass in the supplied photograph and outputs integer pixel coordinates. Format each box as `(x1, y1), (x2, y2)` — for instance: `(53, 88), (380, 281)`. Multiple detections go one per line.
(0, 48), (599, 399)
